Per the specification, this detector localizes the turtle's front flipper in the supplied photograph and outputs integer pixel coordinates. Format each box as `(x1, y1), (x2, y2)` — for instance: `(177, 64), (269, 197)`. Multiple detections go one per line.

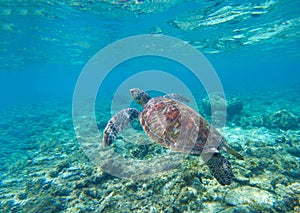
(103, 108), (140, 147)
(207, 153), (234, 185)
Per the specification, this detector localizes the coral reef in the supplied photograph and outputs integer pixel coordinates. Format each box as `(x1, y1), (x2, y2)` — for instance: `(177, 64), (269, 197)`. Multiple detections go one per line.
(0, 90), (300, 212)
(202, 94), (243, 120)
(262, 110), (299, 130)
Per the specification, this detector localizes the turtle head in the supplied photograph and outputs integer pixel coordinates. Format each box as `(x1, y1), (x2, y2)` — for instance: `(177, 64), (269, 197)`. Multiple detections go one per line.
(130, 88), (151, 107)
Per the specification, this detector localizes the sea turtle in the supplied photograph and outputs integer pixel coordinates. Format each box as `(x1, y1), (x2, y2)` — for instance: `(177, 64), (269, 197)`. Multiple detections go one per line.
(103, 88), (243, 185)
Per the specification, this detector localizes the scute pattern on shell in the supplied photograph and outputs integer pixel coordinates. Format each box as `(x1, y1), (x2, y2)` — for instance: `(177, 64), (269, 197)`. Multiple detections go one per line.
(140, 97), (224, 154)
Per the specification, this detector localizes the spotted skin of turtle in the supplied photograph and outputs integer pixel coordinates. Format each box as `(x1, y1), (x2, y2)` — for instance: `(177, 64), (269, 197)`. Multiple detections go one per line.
(103, 88), (243, 185)
(103, 108), (140, 147)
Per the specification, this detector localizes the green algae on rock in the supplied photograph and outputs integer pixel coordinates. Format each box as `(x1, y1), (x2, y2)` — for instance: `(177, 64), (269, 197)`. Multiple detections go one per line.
(262, 110), (299, 130)
(202, 94), (243, 118)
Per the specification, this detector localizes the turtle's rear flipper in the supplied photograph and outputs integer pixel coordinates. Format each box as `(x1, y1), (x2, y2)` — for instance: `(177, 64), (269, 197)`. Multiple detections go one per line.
(103, 108), (140, 147)
(207, 153), (234, 185)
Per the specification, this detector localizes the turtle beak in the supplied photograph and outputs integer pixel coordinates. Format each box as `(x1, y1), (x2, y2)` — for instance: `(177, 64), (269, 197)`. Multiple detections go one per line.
(129, 89), (134, 96)
(130, 88), (142, 102)
(130, 88), (138, 98)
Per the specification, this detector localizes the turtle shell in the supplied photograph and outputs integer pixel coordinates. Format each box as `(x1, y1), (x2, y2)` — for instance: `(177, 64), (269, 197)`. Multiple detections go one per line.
(140, 97), (225, 154)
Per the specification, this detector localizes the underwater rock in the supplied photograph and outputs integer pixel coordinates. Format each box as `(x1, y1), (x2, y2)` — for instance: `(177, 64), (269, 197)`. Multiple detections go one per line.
(224, 186), (276, 207)
(283, 194), (299, 211)
(272, 183), (300, 211)
(89, 170), (114, 185)
(47, 170), (58, 178)
(30, 156), (51, 165)
(202, 94), (243, 118)
(75, 179), (90, 189)
(17, 192), (27, 200)
(234, 175), (250, 185)
(210, 111), (227, 127)
(67, 166), (80, 172)
(221, 206), (251, 213)
(51, 185), (71, 196)
(227, 97), (244, 117)
(202, 94), (224, 114)
(2, 200), (15, 211)
(61, 172), (76, 180)
(249, 176), (274, 192)
(251, 147), (276, 158)
(23, 195), (67, 212)
(83, 188), (103, 199)
(56, 161), (70, 173)
(231, 206), (251, 213)
(262, 110), (298, 130)
(200, 203), (226, 213)
(177, 186), (197, 203)
(285, 146), (300, 157)
(191, 177), (204, 189)
(288, 182), (300, 195)
(25, 177), (51, 196)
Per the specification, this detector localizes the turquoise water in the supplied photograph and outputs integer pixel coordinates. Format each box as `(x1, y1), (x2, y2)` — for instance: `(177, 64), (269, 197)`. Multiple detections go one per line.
(0, 0), (300, 212)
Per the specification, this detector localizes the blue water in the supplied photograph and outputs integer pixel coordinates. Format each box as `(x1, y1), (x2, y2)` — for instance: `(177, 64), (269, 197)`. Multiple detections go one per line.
(0, 0), (299, 107)
(0, 0), (300, 212)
